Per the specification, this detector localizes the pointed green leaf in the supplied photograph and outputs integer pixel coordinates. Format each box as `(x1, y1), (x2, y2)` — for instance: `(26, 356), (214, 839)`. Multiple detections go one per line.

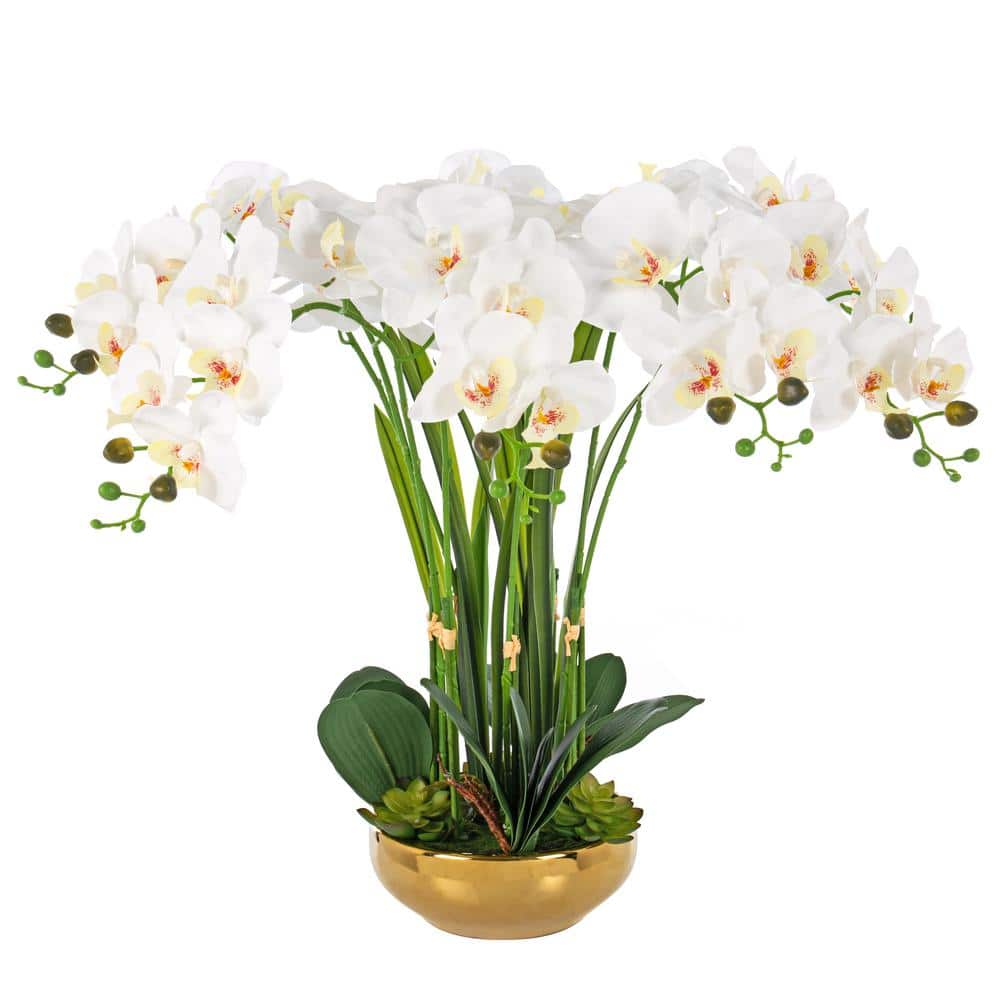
(585, 653), (627, 721)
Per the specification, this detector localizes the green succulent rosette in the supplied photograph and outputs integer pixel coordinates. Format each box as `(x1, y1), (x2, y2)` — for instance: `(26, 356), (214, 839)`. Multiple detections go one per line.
(359, 777), (452, 842)
(548, 773), (642, 844)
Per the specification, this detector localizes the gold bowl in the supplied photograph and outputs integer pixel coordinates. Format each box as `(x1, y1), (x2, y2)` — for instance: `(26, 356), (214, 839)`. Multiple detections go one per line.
(369, 829), (637, 939)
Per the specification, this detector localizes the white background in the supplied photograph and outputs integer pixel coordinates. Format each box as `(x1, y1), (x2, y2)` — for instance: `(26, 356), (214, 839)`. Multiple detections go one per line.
(1, 2), (997, 997)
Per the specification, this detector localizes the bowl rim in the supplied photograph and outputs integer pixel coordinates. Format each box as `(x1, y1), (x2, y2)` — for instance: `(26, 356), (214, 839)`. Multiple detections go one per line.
(372, 829), (636, 863)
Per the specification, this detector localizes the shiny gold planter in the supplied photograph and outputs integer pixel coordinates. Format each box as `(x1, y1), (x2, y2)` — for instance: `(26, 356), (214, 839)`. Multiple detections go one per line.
(369, 830), (637, 939)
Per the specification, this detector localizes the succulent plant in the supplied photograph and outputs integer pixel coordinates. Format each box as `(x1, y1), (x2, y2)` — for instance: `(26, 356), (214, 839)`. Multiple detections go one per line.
(548, 773), (642, 844)
(359, 778), (451, 842)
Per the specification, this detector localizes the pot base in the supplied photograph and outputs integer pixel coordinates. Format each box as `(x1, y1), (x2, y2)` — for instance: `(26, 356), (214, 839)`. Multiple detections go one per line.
(369, 829), (636, 939)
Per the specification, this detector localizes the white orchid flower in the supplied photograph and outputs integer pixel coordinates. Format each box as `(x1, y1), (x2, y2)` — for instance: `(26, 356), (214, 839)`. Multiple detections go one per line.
(723, 147), (835, 211)
(132, 391), (245, 509)
(409, 296), (548, 428)
(851, 246), (920, 322)
(574, 182), (693, 328)
(633, 311), (765, 425)
(680, 211), (790, 316)
(74, 285), (172, 375)
(515, 361), (616, 462)
(133, 212), (215, 302)
(183, 303), (282, 423)
(438, 150), (511, 185)
(166, 216), (290, 346)
(896, 297), (973, 409)
(356, 183), (514, 328)
(286, 192), (376, 302)
(766, 200), (849, 291)
(467, 218), (585, 354)
(758, 284), (847, 384)
(107, 341), (190, 427)
(810, 315), (915, 429)
(204, 161), (286, 236)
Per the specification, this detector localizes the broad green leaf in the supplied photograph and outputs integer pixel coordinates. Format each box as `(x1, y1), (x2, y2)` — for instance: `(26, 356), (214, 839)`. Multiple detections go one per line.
(318, 689), (433, 804)
(331, 666), (429, 722)
(585, 653), (627, 721)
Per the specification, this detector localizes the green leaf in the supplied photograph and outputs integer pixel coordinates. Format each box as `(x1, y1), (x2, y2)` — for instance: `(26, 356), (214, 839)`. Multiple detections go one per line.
(585, 653), (627, 721)
(373, 406), (433, 601)
(357, 807), (415, 840)
(318, 689), (433, 804)
(531, 696), (704, 837)
(421, 679), (513, 829)
(332, 666), (429, 722)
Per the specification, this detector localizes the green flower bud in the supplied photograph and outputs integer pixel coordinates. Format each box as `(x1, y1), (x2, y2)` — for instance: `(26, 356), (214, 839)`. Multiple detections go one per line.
(487, 479), (508, 499)
(541, 439), (571, 470)
(98, 481), (121, 501)
(550, 489), (566, 505)
(735, 438), (755, 457)
(949, 471), (962, 482)
(45, 313), (74, 338)
(473, 430), (502, 461)
(963, 447), (980, 462)
(150, 474), (178, 502)
(912, 449), (932, 467)
(945, 400), (978, 427)
(777, 376), (809, 406)
(799, 428), (814, 444)
(103, 438), (135, 464)
(131, 519), (146, 533)
(770, 461), (782, 472)
(51, 383), (66, 396)
(90, 519), (103, 530)
(70, 349), (99, 374)
(883, 412), (914, 440)
(17, 375), (28, 385)
(34, 349), (54, 369)
(706, 396), (736, 425)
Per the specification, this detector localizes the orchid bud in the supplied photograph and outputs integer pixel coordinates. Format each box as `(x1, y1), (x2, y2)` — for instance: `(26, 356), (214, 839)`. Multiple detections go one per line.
(706, 397), (735, 425)
(735, 438), (755, 457)
(473, 431), (501, 461)
(45, 313), (74, 338)
(541, 440), (571, 470)
(51, 383), (66, 396)
(131, 519), (146, 533)
(945, 401), (978, 426)
(883, 413), (914, 440)
(71, 349), (99, 374)
(488, 479), (508, 499)
(963, 448), (980, 462)
(98, 482), (121, 501)
(777, 377), (808, 406)
(150, 474), (178, 502)
(103, 438), (135, 464)
(913, 449), (931, 467)
(34, 350), (54, 369)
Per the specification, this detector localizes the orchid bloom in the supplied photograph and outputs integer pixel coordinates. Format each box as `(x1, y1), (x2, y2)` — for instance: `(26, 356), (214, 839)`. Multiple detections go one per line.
(758, 284), (846, 384)
(766, 200), (849, 291)
(896, 298), (973, 409)
(183, 303), (283, 424)
(204, 161), (285, 235)
(723, 147), (835, 211)
(134, 213), (211, 302)
(356, 182), (515, 328)
(810, 315), (915, 428)
(132, 391), (244, 509)
(632, 311), (765, 425)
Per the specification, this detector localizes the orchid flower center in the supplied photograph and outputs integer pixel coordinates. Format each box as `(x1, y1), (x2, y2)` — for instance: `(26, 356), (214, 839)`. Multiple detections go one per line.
(97, 321), (136, 373)
(917, 360), (965, 405)
(190, 348), (246, 394)
(674, 350), (726, 408)
(524, 388), (580, 443)
(455, 358), (515, 418)
(75, 272), (119, 301)
(271, 181), (307, 230)
(789, 236), (830, 286)
(767, 328), (816, 380)
(614, 239), (669, 287)
(320, 220), (364, 276)
(427, 225), (464, 281)
(752, 174), (785, 209)
(877, 288), (909, 316)
(853, 365), (893, 412)
(492, 283), (545, 323)
(186, 274), (246, 309)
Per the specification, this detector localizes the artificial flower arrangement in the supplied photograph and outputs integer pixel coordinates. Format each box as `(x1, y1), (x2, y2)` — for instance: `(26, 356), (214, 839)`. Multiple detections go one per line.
(20, 149), (981, 937)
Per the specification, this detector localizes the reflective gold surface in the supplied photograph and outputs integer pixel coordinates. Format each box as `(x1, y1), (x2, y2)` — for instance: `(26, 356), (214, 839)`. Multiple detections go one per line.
(369, 830), (637, 939)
